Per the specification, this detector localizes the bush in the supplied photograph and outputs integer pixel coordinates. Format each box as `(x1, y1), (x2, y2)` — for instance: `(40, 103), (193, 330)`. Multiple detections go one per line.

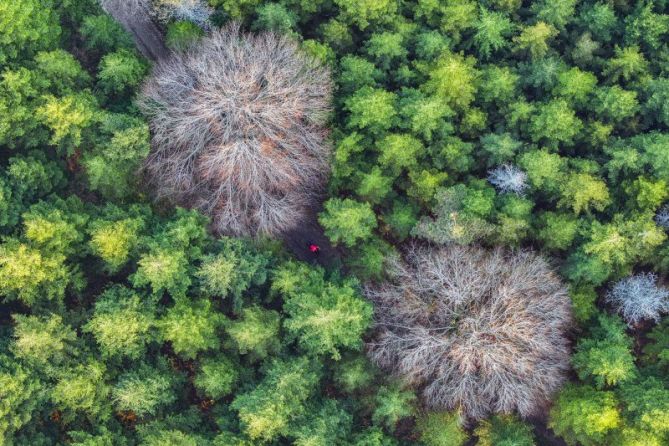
(366, 244), (572, 420)
(139, 24), (332, 237)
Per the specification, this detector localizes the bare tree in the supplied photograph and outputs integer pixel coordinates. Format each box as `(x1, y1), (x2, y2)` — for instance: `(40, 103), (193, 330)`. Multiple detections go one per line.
(606, 273), (669, 326)
(488, 164), (528, 195)
(139, 24), (332, 237)
(365, 244), (573, 421)
(152, 0), (213, 29)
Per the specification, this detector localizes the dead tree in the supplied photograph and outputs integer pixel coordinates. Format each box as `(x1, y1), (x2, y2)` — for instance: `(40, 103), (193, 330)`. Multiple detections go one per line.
(366, 244), (573, 421)
(139, 24), (332, 237)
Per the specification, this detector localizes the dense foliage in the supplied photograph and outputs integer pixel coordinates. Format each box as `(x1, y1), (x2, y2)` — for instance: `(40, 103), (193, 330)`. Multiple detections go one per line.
(2, 0), (669, 445)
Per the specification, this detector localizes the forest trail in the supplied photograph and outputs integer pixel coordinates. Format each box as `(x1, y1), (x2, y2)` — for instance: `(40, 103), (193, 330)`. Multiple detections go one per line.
(100, 0), (170, 61)
(282, 205), (342, 269)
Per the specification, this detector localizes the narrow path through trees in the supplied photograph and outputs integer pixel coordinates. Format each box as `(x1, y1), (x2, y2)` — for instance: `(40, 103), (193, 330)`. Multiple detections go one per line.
(101, 0), (170, 61)
(281, 205), (342, 268)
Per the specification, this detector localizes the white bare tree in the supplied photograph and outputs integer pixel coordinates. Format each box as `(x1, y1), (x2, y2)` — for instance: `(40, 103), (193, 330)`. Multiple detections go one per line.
(487, 164), (528, 195)
(152, 0), (213, 29)
(606, 273), (669, 326)
(138, 24), (332, 237)
(366, 244), (573, 421)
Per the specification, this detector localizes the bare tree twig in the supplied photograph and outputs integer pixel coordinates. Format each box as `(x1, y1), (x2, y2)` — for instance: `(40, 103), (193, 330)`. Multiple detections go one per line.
(366, 244), (573, 421)
(138, 24), (332, 237)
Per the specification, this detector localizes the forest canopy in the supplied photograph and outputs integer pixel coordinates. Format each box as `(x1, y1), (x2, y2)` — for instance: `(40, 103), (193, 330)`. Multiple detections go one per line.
(1, 0), (669, 445)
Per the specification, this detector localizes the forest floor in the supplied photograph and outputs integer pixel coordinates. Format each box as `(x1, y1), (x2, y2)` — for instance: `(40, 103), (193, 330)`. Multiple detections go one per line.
(282, 205), (343, 269)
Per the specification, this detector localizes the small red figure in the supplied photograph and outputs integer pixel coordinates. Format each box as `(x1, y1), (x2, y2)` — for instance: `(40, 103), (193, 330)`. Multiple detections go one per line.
(308, 243), (320, 254)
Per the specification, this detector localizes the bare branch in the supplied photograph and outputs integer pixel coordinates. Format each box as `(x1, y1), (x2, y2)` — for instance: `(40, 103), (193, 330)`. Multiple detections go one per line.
(138, 24), (332, 237)
(365, 244), (573, 421)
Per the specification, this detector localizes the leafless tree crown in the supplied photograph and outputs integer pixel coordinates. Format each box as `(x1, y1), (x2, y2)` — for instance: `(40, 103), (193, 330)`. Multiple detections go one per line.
(366, 244), (573, 421)
(139, 24), (332, 237)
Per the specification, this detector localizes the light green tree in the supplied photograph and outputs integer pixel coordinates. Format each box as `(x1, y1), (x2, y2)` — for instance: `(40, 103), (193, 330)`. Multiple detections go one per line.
(231, 357), (320, 442)
(51, 362), (111, 421)
(416, 411), (467, 446)
(193, 355), (239, 399)
(513, 22), (557, 59)
(572, 315), (637, 388)
(559, 173), (610, 214)
(0, 239), (72, 306)
(422, 52), (479, 110)
(12, 314), (77, 368)
(159, 298), (224, 359)
(320, 198), (377, 247)
(84, 286), (155, 359)
(345, 87), (397, 135)
(372, 385), (416, 429)
(473, 8), (513, 58)
(475, 415), (535, 446)
(112, 364), (177, 416)
(97, 50), (148, 96)
(549, 385), (621, 446)
(276, 262), (372, 359)
(0, 0), (60, 64)
(225, 306), (280, 359)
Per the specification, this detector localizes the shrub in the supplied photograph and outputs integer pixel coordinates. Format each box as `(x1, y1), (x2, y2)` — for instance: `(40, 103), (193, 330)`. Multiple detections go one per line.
(139, 24), (331, 237)
(366, 244), (572, 420)
(605, 273), (669, 326)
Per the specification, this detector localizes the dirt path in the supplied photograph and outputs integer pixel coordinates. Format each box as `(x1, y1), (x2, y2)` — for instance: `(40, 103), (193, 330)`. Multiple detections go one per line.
(281, 205), (343, 269)
(100, 0), (170, 62)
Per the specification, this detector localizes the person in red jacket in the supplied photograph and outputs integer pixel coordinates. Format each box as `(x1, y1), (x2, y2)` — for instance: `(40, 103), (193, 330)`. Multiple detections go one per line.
(308, 243), (320, 255)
